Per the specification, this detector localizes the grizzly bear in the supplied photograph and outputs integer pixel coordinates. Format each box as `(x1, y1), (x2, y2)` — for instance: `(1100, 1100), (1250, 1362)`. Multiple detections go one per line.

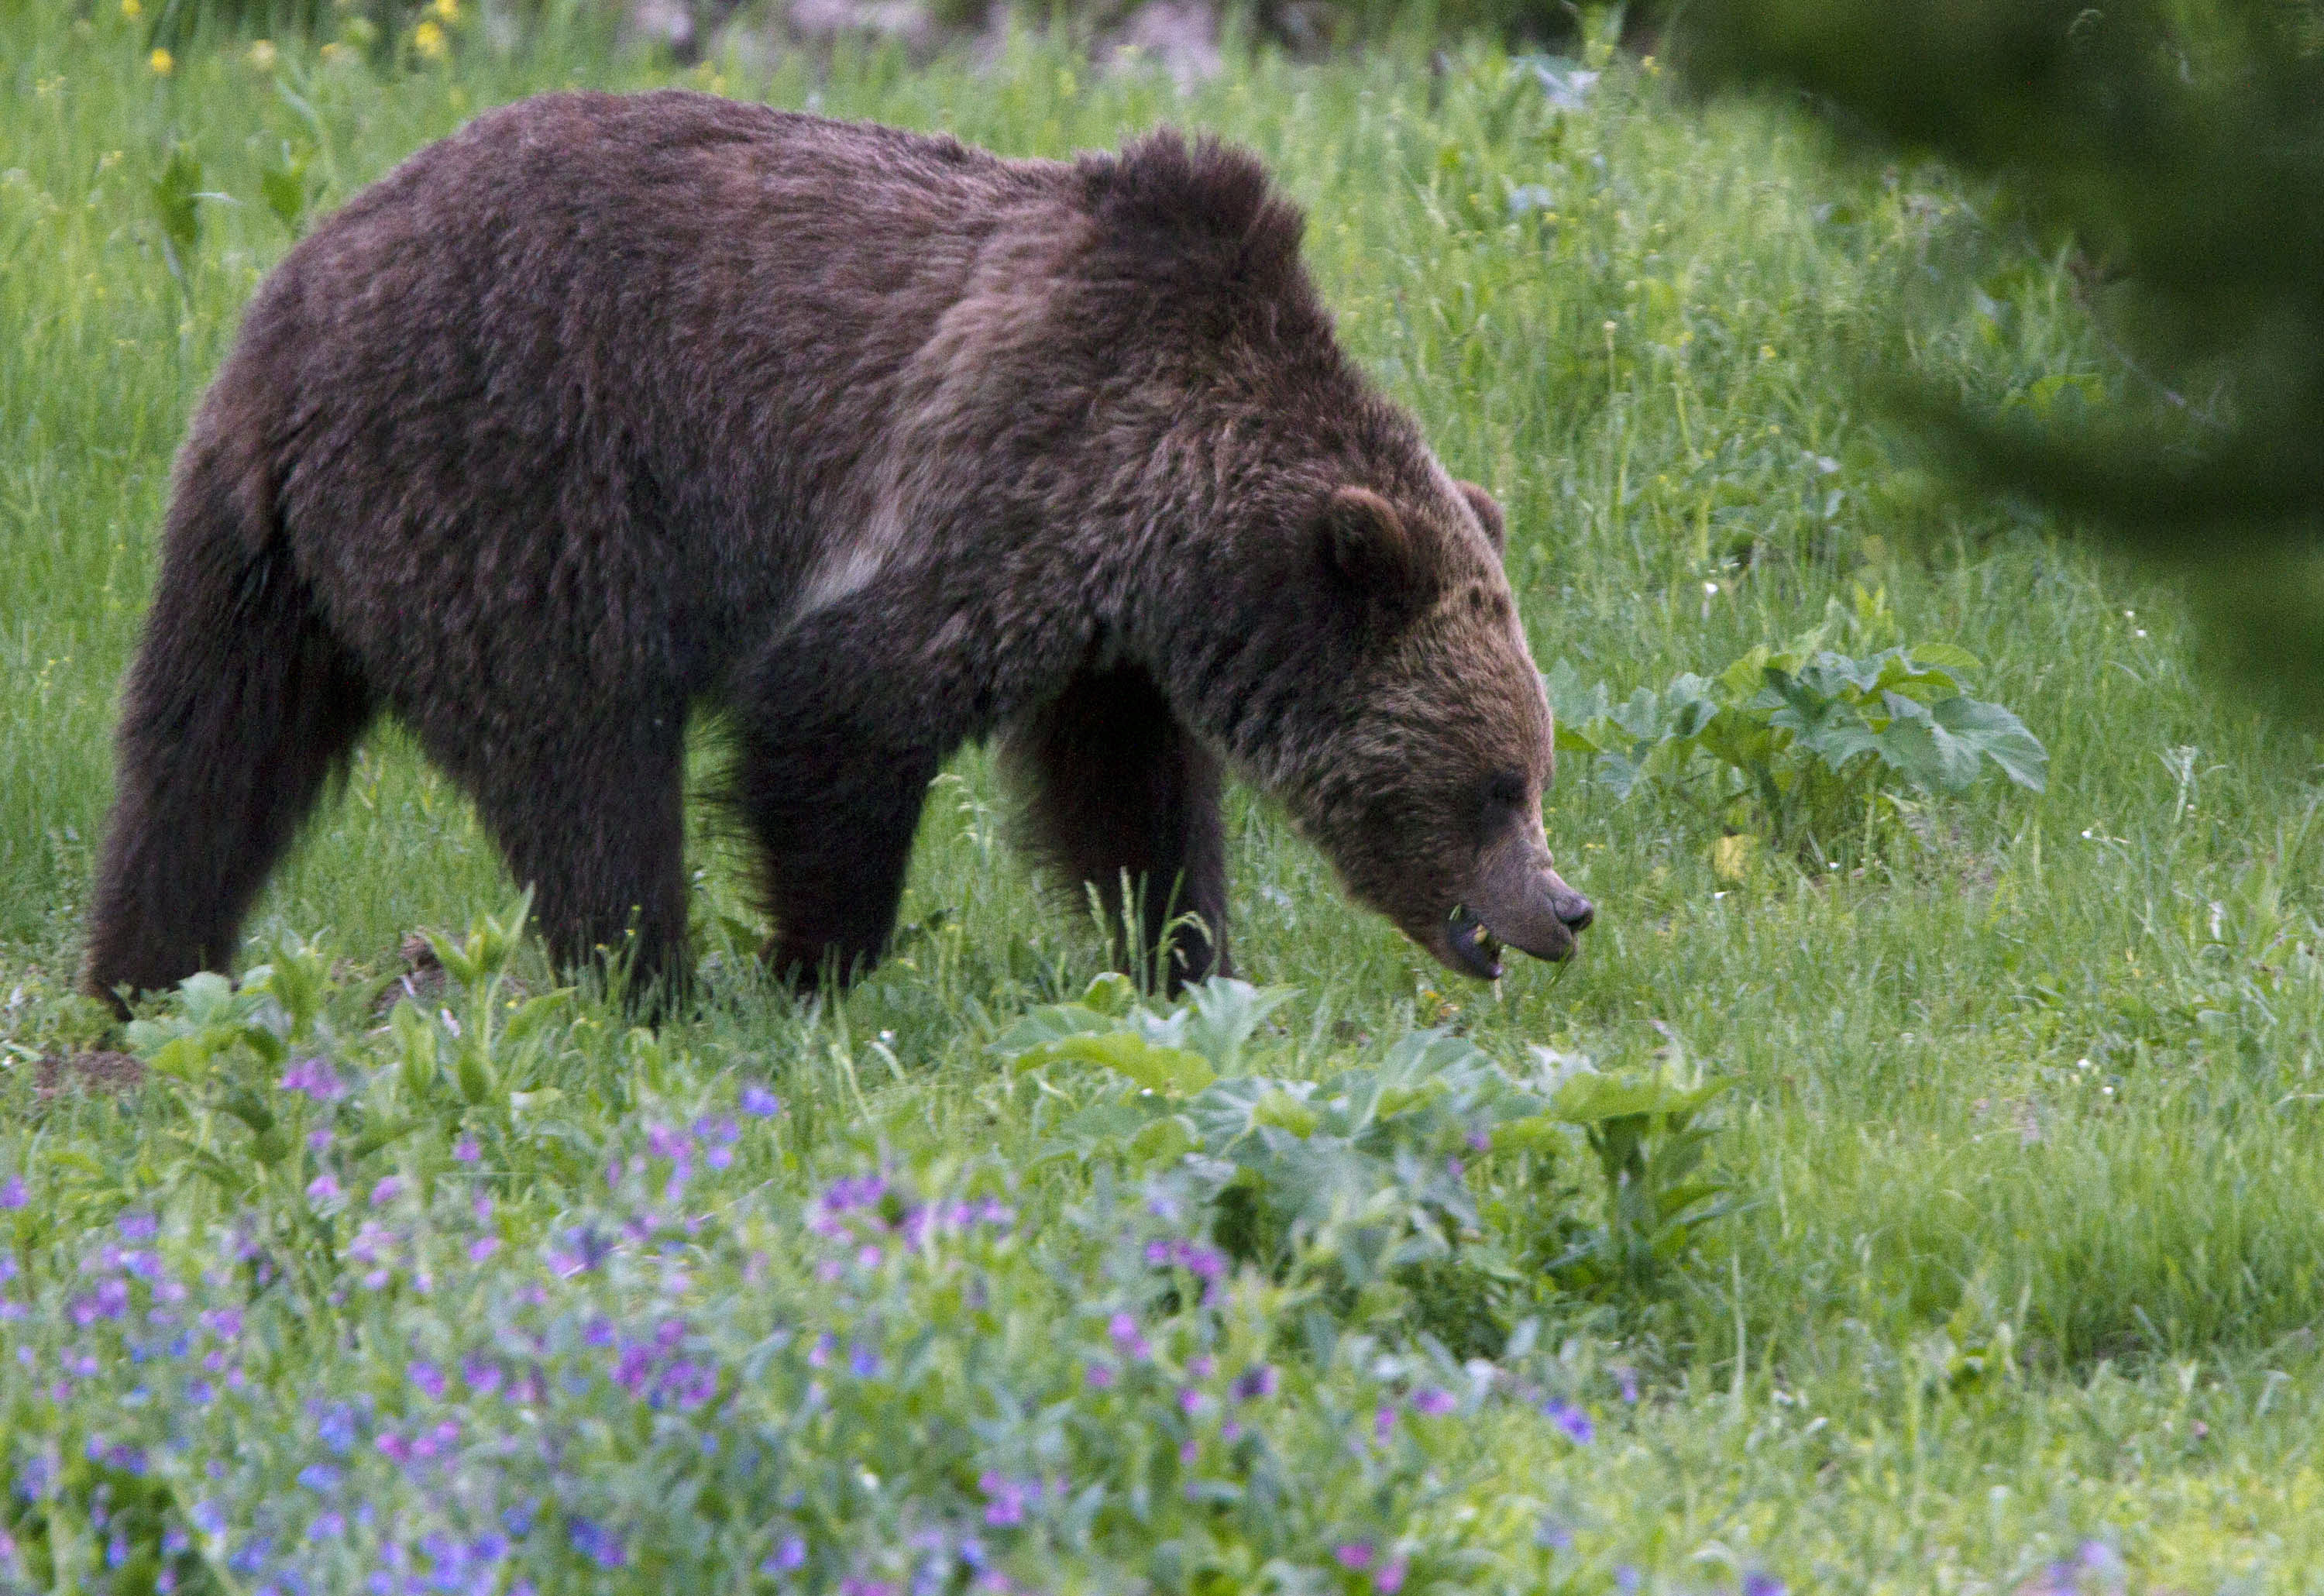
(83, 90), (1593, 1012)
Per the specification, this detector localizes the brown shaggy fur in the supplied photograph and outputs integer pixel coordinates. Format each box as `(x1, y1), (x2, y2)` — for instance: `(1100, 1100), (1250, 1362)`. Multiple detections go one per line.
(84, 91), (1584, 1010)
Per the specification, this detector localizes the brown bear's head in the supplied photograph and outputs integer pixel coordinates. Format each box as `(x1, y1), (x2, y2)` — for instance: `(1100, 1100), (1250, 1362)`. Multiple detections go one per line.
(1271, 469), (1594, 981)
(1076, 128), (1593, 977)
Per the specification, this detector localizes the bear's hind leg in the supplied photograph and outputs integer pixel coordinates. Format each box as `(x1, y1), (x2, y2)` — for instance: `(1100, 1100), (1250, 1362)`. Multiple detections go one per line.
(1001, 663), (1229, 994)
(462, 724), (693, 1005)
(84, 463), (374, 1013)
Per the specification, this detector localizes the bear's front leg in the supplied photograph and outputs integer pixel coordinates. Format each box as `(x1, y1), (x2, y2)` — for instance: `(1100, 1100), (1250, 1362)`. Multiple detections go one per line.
(1002, 662), (1230, 994)
(728, 636), (947, 989)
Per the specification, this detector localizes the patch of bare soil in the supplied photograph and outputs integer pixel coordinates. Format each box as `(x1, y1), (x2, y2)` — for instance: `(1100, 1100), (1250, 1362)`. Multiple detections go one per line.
(35, 1049), (148, 1097)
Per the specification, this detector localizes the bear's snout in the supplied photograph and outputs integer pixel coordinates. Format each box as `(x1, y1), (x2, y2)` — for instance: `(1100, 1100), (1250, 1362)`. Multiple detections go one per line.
(1428, 834), (1593, 981)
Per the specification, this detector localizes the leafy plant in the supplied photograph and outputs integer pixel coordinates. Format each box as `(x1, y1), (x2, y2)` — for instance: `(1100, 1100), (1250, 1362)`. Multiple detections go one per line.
(1547, 596), (2046, 851)
(1498, 1046), (1747, 1298)
(993, 977), (1745, 1313)
(149, 144), (204, 310)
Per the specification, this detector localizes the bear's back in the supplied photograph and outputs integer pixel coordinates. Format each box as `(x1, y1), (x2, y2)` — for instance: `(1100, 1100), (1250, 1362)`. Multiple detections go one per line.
(222, 93), (1077, 707)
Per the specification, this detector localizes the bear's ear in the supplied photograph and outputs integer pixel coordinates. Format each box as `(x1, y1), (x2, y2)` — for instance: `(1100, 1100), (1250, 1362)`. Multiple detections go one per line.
(1314, 487), (1422, 613)
(1456, 480), (1505, 556)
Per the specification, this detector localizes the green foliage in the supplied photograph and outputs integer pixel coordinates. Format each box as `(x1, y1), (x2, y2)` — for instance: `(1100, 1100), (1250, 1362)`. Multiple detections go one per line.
(995, 976), (1742, 1307)
(1548, 593), (2046, 848)
(1, 927), (1622, 1593)
(1514, 1045), (1746, 1295)
(1678, 0), (2324, 714)
(149, 143), (203, 304)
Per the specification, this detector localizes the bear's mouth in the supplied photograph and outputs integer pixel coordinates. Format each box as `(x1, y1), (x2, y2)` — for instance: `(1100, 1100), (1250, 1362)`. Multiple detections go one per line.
(1444, 905), (1505, 981)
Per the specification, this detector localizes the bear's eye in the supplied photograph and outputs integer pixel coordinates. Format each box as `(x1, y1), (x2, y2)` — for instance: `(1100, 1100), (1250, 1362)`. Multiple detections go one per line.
(1482, 770), (1527, 812)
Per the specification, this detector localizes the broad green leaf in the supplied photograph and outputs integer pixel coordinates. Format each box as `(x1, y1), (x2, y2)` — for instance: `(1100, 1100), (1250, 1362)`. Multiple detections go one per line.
(1181, 979), (1298, 1075)
(1930, 695), (2050, 792)
(1019, 1032), (1215, 1096)
(1126, 1115), (1198, 1164)
(151, 145), (202, 263)
(1080, 971), (1137, 1017)
(1253, 1089), (1321, 1138)
(991, 1002), (1119, 1060)
(1488, 1114), (1566, 1154)
(501, 989), (573, 1047)
(1542, 659), (1611, 731)
(1906, 641), (1983, 671)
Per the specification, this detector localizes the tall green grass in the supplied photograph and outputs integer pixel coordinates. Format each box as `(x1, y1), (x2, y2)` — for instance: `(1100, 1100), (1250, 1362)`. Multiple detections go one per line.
(5, 4), (2323, 1587)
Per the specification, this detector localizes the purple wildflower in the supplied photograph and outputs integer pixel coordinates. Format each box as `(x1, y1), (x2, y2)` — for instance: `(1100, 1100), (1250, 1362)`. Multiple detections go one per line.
(1741, 1575), (1786, 1596)
(979, 1474), (1034, 1528)
(549, 1225), (613, 1276)
(1107, 1312), (1150, 1360)
(1231, 1364), (1278, 1402)
(1143, 1237), (1226, 1281)
(118, 1212), (159, 1241)
(453, 1137), (481, 1164)
(847, 1343), (881, 1380)
(762, 1534), (807, 1574)
(315, 1404), (357, 1453)
(567, 1519), (625, 1569)
(305, 1175), (341, 1203)
(368, 1176), (405, 1206)
(664, 1360), (717, 1410)
(1542, 1399), (1594, 1444)
(1334, 1543), (1374, 1570)
(1411, 1387), (1456, 1418)
(296, 1464), (340, 1493)
(741, 1085), (780, 1116)
(613, 1346), (655, 1395)
(0, 1175), (23, 1209)
(1377, 1557), (1409, 1594)
(467, 1237), (500, 1263)
(407, 1361), (446, 1400)
(1084, 1363), (1116, 1390)
(278, 1058), (345, 1101)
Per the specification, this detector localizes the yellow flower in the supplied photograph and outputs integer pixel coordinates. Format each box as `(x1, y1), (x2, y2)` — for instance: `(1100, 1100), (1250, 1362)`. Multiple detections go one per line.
(120, 0), (141, 15)
(430, 0), (459, 20)
(148, 46), (173, 75)
(1759, 344), (1777, 359)
(412, 18), (446, 59)
(247, 38), (277, 71)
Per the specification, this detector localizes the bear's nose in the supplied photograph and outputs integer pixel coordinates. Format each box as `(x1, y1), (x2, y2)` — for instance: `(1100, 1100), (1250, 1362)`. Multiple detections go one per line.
(1555, 893), (1594, 932)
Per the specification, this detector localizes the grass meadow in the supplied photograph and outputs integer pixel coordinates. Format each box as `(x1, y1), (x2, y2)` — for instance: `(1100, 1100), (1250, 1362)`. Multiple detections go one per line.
(5, 3), (2324, 1591)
